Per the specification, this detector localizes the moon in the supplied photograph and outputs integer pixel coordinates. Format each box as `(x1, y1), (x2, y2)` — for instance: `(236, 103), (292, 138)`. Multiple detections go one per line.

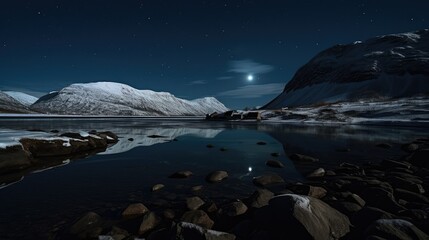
(247, 74), (253, 81)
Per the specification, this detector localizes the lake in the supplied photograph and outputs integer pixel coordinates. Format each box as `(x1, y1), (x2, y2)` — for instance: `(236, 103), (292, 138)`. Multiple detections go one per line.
(0, 118), (427, 239)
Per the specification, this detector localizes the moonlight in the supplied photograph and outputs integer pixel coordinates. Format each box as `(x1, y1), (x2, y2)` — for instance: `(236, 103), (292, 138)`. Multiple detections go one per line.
(247, 74), (253, 81)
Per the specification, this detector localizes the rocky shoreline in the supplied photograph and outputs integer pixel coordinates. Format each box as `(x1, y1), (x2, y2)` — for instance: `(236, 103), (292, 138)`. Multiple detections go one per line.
(0, 130), (119, 187)
(60, 138), (429, 240)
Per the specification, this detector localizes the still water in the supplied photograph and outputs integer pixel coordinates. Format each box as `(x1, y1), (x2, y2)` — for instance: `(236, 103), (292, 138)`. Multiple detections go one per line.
(0, 118), (427, 238)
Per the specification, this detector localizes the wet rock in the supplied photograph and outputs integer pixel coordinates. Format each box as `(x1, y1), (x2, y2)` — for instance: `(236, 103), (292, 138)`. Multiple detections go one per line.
(202, 202), (218, 213)
(206, 144), (214, 148)
(248, 189), (274, 208)
(138, 212), (161, 235)
(98, 131), (119, 143)
(254, 194), (351, 240)
(398, 209), (428, 220)
(395, 188), (429, 204)
(192, 185), (203, 192)
(0, 145), (32, 173)
(376, 143), (392, 149)
(128, 138), (134, 141)
(402, 143), (419, 153)
(70, 212), (103, 237)
(151, 184), (165, 192)
(265, 160), (284, 168)
(381, 159), (411, 169)
(385, 176), (425, 194)
(223, 201), (248, 217)
(253, 174), (285, 187)
(122, 203), (149, 219)
(360, 187), (405, 213)
(186, 196), (205, 210)
(364, 219), (428, 240)
(332, 201), (363, 216)
(206, 170), (228, 183)
(288, 184), (327, 199)
(181, 210), (214, 229)
(289, 153), (319, 163)
(256, 141), (267, 145)
(105, 226), (129, 240)
(407, 149), (429, 168)
(169, 170), (193, 178)
(346, 193), (366, 207)
(306, 168), (325, 178)
(163, 209), (175, 220)
(174, 222), (236, 240)
(351, 207), (395, 228)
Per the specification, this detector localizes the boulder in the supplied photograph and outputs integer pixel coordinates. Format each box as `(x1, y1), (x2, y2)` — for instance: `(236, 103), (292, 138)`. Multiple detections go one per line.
(138, 212), (161, 235)
(248, 189), (274, 208)
(395, 188), (429, 204)
(70, 212), (103, 237)
(223, 201), (248, 217)
(181, 210), (214, 229)
(206, 171), (228, 183)
(253, 174), (285, 187)
(265, 160), (284, 168)
(122, 203), (149, 219)
(407, 149), (429, 168)
(151, 184), (165, 192)
(169, 170), (193, 178)
(288, 184), (327, 199)
(360, 187), (405, 213)
(0, 145), (32, 173)
(364, 219), (428, 240)
(174, 222), (236, 240)
(254, 194), (351, 240)
(186, 196), (205, 210)
(306, 168), (325, 178)
(351, 207), (395, 228)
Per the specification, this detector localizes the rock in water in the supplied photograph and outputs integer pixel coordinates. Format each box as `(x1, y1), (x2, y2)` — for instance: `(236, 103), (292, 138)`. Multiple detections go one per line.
(266, 160), (285, 168)
(206, 170), (228, 183)
(364, 219), (428, 240)
(169, 170), (193, 178)
(174, 222), (236, 240)
(122, 203), (149, 219)
(181, 210), (214, 229)
(254, 194), (351, 240)
(139, 212), (161, 235)
(253, 174), (285, 187)
(248, 189), (274, 208)
(70, 212), (103, 237)
(186, 196), (205, 210)
(223, 201), (248, 217)
(151, 184), (165, 192)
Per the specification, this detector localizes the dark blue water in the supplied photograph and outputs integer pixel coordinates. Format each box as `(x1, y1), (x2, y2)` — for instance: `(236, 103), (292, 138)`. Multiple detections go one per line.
(0, 118), (427, 238)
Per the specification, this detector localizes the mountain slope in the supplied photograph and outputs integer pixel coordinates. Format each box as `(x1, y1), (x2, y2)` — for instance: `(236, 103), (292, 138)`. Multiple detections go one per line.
(0, 91), (34, 113)
(4, 91), (38, 106)
(31, 82), (228, 116)
(264, 29), (429, 108)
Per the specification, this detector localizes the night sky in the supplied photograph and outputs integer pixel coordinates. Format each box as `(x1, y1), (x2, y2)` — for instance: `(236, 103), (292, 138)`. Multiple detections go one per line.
(0, 1), (428, 109)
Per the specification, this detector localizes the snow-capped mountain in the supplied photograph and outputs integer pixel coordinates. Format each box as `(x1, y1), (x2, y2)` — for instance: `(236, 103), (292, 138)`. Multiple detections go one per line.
(264, 29), (429, 108)
(31, 82), (228, 116)
(4, 91), (38, 106)
(0, 91), (34, 113)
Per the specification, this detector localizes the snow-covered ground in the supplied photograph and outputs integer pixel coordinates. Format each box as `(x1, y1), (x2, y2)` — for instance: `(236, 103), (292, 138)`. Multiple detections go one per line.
(0, 129), (53, 149)
(261, 97), (429, 126)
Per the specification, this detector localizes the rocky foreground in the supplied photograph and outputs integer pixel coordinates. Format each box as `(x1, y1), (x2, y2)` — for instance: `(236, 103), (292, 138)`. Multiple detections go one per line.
(63, 138), (429, 240)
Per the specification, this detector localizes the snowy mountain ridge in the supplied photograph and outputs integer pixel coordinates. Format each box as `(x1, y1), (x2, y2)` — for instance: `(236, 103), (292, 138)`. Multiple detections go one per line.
(4, 91), (38, 106)
(32, 82), (228, 116)
(264, 29), (429, 108)
(0, 91), (34, 113)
